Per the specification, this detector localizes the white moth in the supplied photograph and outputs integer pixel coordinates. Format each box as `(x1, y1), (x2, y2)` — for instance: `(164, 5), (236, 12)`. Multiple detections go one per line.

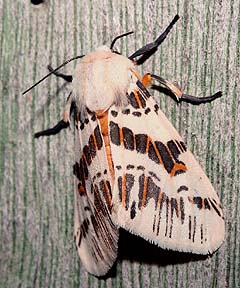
(25, 15), (224, 276)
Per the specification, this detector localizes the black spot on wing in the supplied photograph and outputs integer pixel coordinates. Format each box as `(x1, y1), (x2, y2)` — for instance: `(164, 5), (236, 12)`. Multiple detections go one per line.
(125, 174), (135, 210)
(91, 114), (97, 121)
(128, 92), (140, 109)
(122, 108), (130, 115)
(193, 197), (203, 209)
(80, 123), (85, 130)
(148, 141), (160, 164)
(180, 197), (185, 224)
(155, 141), (174, 174)
(132, 111), (142, 117)
(130, 201), (136, 219)
(169, 198), (178, 238)
(145, 107), (151, 114)
(94, 126), (103, 150)
(137, 165), (145, 171)
(208, 198), (222, 217)
(136, 134), (148, 154)
(88, 134), (96, 159)
(111, 110), (118, 117)
(123, 127), (134, 150)
(154, 104), (159, 113)
(204, 198), (211, 210)
(83, 145), (92, 165)
(167, 140), (181, 161)
(127, 164), (135, 170)
(177, 185), (189, 193)
(110, 121), (120, 146)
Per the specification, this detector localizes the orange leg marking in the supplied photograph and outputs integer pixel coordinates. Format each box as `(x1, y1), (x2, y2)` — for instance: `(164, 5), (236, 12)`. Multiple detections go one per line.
(142, 73), (152, 88)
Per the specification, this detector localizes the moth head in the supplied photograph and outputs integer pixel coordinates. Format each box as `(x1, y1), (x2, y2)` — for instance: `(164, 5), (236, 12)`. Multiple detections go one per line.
(72, 42), (138, 113)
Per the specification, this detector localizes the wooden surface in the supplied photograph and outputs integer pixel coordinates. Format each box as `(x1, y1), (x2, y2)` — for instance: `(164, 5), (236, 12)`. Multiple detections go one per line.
(0, 0), (239, 287)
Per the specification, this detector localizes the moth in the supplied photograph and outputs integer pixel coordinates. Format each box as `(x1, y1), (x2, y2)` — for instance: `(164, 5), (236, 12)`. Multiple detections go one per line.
(24, 15), (225, 276)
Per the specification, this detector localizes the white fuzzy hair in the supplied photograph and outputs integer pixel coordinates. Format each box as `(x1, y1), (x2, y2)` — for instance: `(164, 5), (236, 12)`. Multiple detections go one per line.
(72, 46), (137, 116)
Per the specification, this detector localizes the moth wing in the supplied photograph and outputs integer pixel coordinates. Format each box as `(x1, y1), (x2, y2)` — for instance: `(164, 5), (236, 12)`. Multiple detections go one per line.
(109, 82), (224, 254)
(73, 111), (118, 276)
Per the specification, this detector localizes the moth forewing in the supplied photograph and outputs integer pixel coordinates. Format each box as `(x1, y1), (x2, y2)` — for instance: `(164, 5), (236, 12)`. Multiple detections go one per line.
(73, 108), (119, 276)
(108, 82), (224, 255)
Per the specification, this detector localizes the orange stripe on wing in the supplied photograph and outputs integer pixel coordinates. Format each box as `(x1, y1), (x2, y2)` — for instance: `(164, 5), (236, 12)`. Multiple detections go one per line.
(141, 176), (149, 208)
(97, 111), (115, 182)
(133, 90), (143, 108)
(150, 140), (164, 166)
(119, 127), (124, 146)
(170, 163), (187, 177)
(157, 190), (163, 207)
(103, 179), (112, 208)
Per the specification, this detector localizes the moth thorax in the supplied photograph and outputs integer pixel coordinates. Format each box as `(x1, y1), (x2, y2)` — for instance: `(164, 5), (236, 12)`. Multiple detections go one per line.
(72, 49), (136, 112)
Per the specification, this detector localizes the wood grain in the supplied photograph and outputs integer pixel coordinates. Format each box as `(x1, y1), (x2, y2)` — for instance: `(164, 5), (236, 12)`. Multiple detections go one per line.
(0, 0), (239, 287)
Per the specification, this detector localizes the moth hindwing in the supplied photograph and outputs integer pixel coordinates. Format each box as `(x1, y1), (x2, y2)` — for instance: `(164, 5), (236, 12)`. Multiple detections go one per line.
(30, 16), (224, 276)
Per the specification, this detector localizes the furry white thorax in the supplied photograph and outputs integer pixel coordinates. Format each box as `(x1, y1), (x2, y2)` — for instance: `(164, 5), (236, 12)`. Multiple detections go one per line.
(72, 46), (137, 115)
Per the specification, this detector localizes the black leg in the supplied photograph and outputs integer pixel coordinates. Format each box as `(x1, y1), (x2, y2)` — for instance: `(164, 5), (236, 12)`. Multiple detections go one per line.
(150, 73), (222, 104)
(150, 74), (182, 99)
(48, 65), (73, 82)
(34, 120), (70, 138)
(128, 15), (179, 64)
(181, 92), (222, 104)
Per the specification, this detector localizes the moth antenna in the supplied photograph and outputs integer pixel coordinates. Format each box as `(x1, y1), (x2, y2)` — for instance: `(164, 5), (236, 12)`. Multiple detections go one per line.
(22, 55), (84, 95)
(110, 31), (134, 50)
(129, 15), (180, 62)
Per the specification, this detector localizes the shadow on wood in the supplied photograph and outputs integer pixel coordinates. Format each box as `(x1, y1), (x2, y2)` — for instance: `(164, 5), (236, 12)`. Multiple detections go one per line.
(99, 228), (208, 279)
(118, 228), (207, 265)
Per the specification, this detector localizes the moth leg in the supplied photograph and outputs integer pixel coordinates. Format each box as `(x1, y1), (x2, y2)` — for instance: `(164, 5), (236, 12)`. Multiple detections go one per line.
(143, 73), (222, 104)
(34, 120), (70, 138)
(128, 15), (179, 64)
(181, 91), (222, 104)
(35, 92), (74, 138)
(48, 65), (73, 82)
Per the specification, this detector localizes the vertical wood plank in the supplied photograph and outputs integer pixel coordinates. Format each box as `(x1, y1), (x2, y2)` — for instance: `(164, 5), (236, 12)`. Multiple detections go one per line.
(0, 0), (239, 287)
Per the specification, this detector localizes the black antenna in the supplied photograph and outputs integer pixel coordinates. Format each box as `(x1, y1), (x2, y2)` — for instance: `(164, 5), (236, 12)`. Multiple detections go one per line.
(128, 15), (180, 61)
(110, 31), (134, 50)
(22, 55), (84, 95)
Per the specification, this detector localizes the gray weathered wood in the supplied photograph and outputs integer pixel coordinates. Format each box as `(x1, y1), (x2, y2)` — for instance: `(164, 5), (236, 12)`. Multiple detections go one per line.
(0, 0), (239, 287)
